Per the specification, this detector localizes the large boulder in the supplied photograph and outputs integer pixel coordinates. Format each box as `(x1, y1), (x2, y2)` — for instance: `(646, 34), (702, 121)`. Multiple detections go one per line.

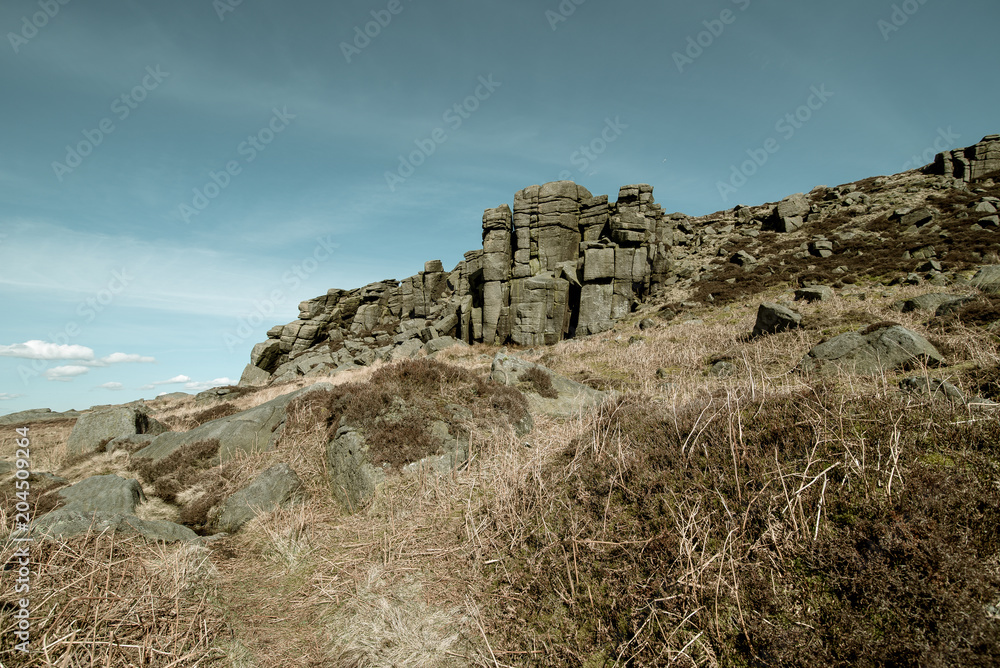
(215, 463), (303, 533)
(66, 405), (168, 457)
(490, 353), (607, 419)
(32, 511), (197, 542)
(30, 473), (197, 542)
(134, 383), (333, 463)
(327, 427), (386, 512)
(752, 303), (802, 337)
(56, 474), (146, 515)
(800, 324), (944, 375)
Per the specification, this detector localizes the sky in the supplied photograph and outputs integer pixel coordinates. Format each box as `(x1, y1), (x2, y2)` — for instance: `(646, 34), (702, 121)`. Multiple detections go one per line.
(1, 0), (998, 415)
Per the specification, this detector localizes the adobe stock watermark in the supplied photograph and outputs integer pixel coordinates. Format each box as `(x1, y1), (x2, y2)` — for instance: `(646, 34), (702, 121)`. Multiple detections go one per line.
(673, 0), (751, 73)
(177, 107), (295, 223)
(18, 268), (134, 384)
(556, 117), (629, 180)
(214, 0), (246, 22)
(384, 75), (501, 192)
(878, 0), (931, 41)
(901, 126), (960, 171)
(341, 0), (413, 64)
(7, 0), (72, 54)
(546, 0), (586, 31)
(51, 65), (170, 182)
(716, 84), (834, 202)
(223, 236), (338, 351)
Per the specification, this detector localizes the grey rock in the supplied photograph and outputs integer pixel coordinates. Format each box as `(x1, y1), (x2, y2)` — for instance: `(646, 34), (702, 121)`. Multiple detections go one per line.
(899, 377), (965, 403)
(134, 383), (333, 463)
(239, 363), (272, 387)
(638, 318), (655, 331)
(55, 474), (146, 515)
(972, 201), (998, 214)
(490, 353), (607, 419)
(800, 325), (944, 375)
(423, 336), (469, 355)
(66, 405), (168, 457)
(731, 250), (757, 266)
(32, 510), (197, 542)
(751, 303), (802, 337)
(970, 265), (1000, 294)
(216, 463), (303, 533)
(893, 293), (969, 314)
(0, 408), (84, 426)
(709, 360), (737, 377)
(795, 286), (834, 303)
(327, 427), (385, 512)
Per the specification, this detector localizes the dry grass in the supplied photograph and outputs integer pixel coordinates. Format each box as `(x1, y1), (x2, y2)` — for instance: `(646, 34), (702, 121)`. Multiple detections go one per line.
(0, 533), (225, 666)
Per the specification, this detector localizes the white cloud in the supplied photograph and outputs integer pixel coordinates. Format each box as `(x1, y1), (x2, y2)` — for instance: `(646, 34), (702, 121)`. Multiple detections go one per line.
(184, 378), (237, 393)
(44, 365), (91, 382)
(97, 382), (124, 391)
(140, 375), (192, 390)
(0, 393), (23, 401)
(0, 340), (94, 361)
(86, 352), (157, 367)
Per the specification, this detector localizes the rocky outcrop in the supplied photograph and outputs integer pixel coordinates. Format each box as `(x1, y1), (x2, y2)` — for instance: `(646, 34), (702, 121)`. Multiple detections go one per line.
(928, 135), (1000, 183)
(240, 181), (676, 386)
(66, 405), (168, 457)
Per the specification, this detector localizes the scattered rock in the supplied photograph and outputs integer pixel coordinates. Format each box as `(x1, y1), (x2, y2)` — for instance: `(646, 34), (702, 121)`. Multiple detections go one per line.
(638, 318), (656, 331)
(893, 293), (970, 313)
(800, 324), (944, 375)
(751, 303), (802, 337)
(899, 377), (965, 403)
(795, 286), (834, 303)
(709, 360), (737, 377)
(215, 463), (304, 533)
(66, 405), (168, 457)
(970, 265), (1000, 294)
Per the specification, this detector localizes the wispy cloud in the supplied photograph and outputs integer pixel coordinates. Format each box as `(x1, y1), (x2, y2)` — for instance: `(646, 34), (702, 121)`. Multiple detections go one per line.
(44, 366), (91, 382)
(184, 378), (237, 393)
(97, 382), (124, 391)
(85, 353), (156, 367)
(140, 375), (192, 390)
(0, 393), (24, 401)
(0, 341), (94, 361)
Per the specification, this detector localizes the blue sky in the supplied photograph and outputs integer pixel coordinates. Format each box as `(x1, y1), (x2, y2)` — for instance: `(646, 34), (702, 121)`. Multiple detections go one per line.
(1, 0), (997, 414)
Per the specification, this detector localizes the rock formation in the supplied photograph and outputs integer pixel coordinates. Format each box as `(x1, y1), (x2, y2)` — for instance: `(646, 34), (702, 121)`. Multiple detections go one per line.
(927, 134), (1000, 182)
(241, 181), (677, 385)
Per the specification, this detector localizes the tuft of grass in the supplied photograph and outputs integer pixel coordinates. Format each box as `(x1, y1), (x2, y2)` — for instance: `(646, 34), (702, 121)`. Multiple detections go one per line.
(519, 366), (559, 399)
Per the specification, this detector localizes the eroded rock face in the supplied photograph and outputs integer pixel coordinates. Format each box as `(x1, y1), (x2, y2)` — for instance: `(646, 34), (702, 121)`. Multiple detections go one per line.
(240, 181), (676, 386)
(929, 134), (1000, 182)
